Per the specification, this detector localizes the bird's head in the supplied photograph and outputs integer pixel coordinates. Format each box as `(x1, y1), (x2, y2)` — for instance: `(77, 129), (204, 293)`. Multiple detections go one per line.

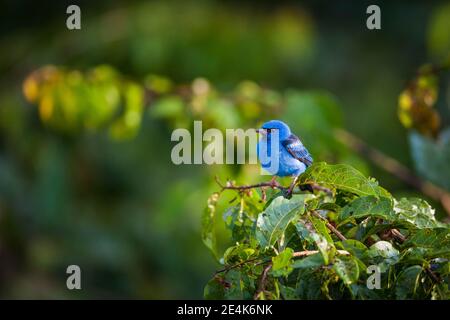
(257, 120), (291, 140)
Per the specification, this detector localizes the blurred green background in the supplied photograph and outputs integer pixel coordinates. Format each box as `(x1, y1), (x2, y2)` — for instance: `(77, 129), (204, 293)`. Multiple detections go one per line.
(0, 0), (449, 298)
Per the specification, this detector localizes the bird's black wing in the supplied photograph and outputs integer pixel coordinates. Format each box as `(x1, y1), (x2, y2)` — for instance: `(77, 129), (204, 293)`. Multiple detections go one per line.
(281, 134), (313, 167)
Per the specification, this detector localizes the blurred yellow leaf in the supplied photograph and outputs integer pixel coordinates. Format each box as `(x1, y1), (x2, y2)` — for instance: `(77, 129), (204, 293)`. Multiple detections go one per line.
(23, 76), (39, 103)
(23, 65), (145, 139)
(39, 93), (54, 121)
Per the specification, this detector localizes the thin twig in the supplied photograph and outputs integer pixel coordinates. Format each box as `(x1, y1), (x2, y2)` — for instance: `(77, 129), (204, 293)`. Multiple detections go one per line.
(310, 184), (333, 195)
(292, 250), (349, 257)
(215, 177), (333, 198)
(390, 229), (407, 243)
(254, 263), (272, 300)
(425, 266), (441, 284)
(214, 257), (262, 275)
(335, 128), (450, 216)
(311, 210), (347, 241)
(379, 229), (406, 245)
(215, 176), (287, 192)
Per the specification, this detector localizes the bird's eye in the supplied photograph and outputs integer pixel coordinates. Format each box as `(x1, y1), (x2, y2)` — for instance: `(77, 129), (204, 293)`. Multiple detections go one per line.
(267, 129), (272, 134)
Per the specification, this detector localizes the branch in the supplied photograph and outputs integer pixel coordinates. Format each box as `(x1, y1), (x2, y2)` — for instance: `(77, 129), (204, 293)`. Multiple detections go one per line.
(215, 249), (351, 277)
(310, 184), (333, 195)
(378, 228), (406, 247)
(335, 128), (450, 216)
(390, 229), (407, 243)
(425, 266), (441, 284)
(214, 257), (262, 275)
(215, 176), (287, 192)
(311, 210), (347, 241)
(254, 263), (272, 300)
(215, 177), (333, 198)
(293, 250), (349, 257)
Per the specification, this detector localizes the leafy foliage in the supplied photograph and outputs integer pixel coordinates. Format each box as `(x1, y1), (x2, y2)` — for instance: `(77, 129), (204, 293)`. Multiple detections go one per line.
(256, 195), (306, 249)
(298, 163), (390, 198)
(23, 65), (145, 139)
(398, 67), (440, 138)
(397, 60), (450, 191)
(203, 162), (450, 300)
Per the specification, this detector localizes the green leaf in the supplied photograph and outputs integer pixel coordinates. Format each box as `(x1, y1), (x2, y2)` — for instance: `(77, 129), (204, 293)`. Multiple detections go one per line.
(311, 215), (336, 262)
(223, 206), (256, 244)
(296, 219), (333, 264)
(279, 284), (298, 300)
(349, 284), (383, 300)
(150, 95), (184, 118)
(338, 240), (368, 260)
(271, 248), (294, 277)
(204, 270), (246, 300)
(333, 255), (360, 285)
(403, 228), (450, 260)
(431, 282), (450, 300)
(292, 253), (324, 269)
(296, 269), (323, 299)
(366, 241), (400, 272)
(109, 82), (144, 140)
(400, 248), (429, 264)
(256, 195), (306, 249)
(409, 129), (450, 191)
(318, 202), (341, 213)
(337, 240), (369, 272)
(405, 228), (450, 248)
(339, 196), (394, 222)
(310, 215), (334, 243)
(204, 277), (226, 300)
(340, 196), (443, 230)
(395, 266), (423, 299)
(298, 162), (390, 198)
(222, 244), (256, 265)
(202, 193), (220, 258)
(394, 198), (445, 229)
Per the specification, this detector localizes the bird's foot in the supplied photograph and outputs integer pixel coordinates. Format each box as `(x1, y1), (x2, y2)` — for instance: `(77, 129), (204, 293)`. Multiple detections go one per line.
(283, 175), (299, 199)
(283, 188), (294, 199)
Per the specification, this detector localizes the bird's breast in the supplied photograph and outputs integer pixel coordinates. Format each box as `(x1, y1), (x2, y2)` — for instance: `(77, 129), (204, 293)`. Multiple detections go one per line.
(257, 141), (305, 176)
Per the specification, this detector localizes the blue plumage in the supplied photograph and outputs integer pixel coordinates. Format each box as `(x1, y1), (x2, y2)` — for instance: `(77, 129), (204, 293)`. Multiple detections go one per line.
(257, 120), (313, 177)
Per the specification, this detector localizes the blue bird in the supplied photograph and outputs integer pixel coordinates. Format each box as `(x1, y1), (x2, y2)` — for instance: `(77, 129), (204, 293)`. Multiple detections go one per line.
(257, 120), (313, 195)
